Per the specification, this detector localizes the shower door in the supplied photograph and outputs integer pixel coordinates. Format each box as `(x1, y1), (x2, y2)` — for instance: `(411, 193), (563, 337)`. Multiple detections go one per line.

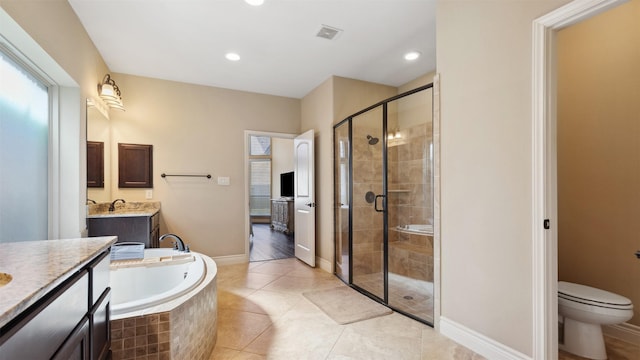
(350, 106), (386, 301)
(334, 84), (434, 325)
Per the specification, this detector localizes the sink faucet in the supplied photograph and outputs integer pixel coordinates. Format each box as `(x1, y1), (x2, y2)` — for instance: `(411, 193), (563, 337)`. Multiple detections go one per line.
(159, 233), (189, 252)
(108, 199), (126, 212)
(87, 199), (96, 204)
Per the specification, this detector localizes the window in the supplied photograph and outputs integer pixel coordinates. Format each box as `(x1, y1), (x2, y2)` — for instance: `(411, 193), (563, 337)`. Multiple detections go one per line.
(0, 49), (50, 241)
(249, 136), (271, 217)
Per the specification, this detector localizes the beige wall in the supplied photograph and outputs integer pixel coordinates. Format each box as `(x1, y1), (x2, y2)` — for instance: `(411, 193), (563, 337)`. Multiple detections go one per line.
(272, 138), (294, 198)
(301, 76), (398, 270)
(1, 0), (110, 238)
(557, 0), (640, 326)
(437, 0), (570, 356)
(108, 74), (300, 257)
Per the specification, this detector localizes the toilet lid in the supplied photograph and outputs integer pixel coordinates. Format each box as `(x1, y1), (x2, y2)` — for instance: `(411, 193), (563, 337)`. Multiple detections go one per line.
(558, 281), (632, 307)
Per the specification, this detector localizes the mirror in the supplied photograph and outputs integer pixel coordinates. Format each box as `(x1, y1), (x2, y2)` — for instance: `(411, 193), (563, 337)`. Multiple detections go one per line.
(86, 99), (111, 202)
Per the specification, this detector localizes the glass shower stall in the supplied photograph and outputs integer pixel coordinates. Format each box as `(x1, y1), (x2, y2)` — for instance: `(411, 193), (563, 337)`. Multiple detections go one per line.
(334, 84), (434, 325)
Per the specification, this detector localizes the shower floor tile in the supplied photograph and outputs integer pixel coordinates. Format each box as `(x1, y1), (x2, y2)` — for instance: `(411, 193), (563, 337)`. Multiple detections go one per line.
(353, 272), (434, 323)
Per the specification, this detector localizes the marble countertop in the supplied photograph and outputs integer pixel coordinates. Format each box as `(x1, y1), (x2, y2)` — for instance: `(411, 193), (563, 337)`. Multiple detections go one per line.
(0, 237), (117, 329)
(87, 201), (160, 218)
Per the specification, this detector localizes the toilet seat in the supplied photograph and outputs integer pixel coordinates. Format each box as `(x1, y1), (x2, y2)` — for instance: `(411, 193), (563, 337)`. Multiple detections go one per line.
(558, 281), (633, 310)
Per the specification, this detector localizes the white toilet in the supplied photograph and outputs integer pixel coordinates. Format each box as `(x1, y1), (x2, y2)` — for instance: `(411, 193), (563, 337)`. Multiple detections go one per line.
(558, 281), (633, 360)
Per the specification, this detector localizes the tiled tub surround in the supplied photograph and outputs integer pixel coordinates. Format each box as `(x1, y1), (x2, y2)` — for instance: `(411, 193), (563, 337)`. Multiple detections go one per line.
(110, 254), (218, 360)
(88, 201), (160, 217)
(0, 237), (117, 328)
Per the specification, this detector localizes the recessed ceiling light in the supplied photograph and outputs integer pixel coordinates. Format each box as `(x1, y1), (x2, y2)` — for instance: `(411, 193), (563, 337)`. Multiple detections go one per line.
(225, 52), (241, 61)
(404, 51), (421, 61)
(245, 0), (264, 6)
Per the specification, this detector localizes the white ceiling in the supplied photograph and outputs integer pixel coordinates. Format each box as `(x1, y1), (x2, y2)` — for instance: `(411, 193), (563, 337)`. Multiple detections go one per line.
(68, 0), (436, 99)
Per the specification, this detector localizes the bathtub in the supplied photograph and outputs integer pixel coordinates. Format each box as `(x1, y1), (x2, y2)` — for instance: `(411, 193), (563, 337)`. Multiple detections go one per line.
(396, 224), (433, 235)
(109, 248), (218, 360)
(110, 248), (206, 317)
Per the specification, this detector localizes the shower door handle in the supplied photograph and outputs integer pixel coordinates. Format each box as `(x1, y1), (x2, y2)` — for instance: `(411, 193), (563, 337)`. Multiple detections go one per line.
(374, 195), (386, 213)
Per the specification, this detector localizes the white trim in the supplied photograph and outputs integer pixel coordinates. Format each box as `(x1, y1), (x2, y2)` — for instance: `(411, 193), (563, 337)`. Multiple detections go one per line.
(211, 254), (248, 266)
(440, 317), (531, 360)
(432, 73), (441, 331)
(315, 255), (332, 273)
(603, 323), (640, 345)
(531, 1), (628, 359)
(243, 130), (297, 261)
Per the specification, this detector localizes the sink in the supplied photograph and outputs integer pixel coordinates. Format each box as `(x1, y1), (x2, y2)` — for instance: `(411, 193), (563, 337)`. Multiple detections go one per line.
(0, 272), (12, 287)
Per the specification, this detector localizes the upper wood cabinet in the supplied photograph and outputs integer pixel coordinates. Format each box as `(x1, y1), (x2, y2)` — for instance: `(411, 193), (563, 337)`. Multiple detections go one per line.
(118, 143), (153, 188)
(87, 141), (104, 188)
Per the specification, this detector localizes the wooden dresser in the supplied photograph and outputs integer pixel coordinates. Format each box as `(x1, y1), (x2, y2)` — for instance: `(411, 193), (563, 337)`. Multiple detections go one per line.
(271, 198), (294, 234)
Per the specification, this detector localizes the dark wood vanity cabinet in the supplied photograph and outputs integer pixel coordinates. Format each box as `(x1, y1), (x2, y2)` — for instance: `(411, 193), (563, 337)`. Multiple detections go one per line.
(88, 212), (160, 248)
(118, 143), (153, 188)
(87, 141), (104, 188)
(0, 250), (111, 360)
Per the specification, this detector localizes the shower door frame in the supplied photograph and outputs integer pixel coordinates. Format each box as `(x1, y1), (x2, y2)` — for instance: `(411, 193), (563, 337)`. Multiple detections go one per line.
(334, 83), (435, 326)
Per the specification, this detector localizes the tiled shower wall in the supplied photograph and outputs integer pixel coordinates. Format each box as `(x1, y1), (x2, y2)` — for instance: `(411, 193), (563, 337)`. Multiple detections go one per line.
(388, 122), (434, 282)
(351, 123), (384, 276)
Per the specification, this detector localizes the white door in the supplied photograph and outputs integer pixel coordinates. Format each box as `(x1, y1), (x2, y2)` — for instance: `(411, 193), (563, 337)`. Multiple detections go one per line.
(294, 130), (316, 267)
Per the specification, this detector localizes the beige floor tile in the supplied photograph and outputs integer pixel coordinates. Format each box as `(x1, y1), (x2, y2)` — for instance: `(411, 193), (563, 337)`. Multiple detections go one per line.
(245, 289), (305, 318)
(421, 328), (486, 360)
(209, 346), (267, 360)
(243, 300), (345, 358)
(327, 313), (426, 359)
(249, 261), (299, 276)
(209, 346), (241, 359)
(262, 274), (345, 294)
(216, 309), (273, 350)
(218, 288), (266, 314)
(218, 272), (283, 290)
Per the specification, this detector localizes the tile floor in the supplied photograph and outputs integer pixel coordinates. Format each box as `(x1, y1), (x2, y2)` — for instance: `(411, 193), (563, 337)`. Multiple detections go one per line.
(209, 258), (484, 359)
(558, 335), (640, 360)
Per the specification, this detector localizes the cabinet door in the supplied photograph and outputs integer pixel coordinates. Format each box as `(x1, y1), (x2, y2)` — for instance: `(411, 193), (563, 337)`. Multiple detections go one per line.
(90, 289), (111, 360)
(87, 141), (104, 188)
(118, 143), (153, 188)
(52, 317), (90, 360)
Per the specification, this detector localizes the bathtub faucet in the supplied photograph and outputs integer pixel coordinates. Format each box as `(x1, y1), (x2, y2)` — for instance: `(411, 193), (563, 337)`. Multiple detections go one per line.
(159, 233), (190, 252)
(109, 198), (126, 212)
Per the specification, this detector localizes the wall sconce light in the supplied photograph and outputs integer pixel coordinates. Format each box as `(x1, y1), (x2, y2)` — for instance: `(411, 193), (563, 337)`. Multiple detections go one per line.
(388, 128), (402, 140)
(98, 74), (125, 111)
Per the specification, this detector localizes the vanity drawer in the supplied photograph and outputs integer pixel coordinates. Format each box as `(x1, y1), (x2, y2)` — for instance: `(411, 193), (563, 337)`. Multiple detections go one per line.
(89, 250), (110, 307)
(0, 270), (89, 359)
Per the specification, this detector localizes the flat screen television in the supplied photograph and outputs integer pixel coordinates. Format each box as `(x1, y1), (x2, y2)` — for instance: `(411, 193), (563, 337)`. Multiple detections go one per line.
(280, 171), (294, 198)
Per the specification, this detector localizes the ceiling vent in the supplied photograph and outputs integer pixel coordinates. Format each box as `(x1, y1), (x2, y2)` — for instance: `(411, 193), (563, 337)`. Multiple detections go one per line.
(316, 25), (342, 40)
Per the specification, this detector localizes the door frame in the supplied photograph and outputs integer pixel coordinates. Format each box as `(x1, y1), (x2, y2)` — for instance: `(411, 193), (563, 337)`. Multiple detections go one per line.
(243, 130), (297, 260)
(531, 0), (626, 358)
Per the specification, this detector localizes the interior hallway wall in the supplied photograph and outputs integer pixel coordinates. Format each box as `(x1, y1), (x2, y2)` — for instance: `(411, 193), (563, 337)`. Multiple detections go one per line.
(108, 74), (300, 257)
(436, 0), (571, 356)
(557, 0), (640, 326)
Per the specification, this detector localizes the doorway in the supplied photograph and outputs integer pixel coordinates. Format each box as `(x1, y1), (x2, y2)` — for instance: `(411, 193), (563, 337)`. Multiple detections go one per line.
(244, 130), (296, 262)
(532, 0), (633, 358)
(334, 84), (435, 324)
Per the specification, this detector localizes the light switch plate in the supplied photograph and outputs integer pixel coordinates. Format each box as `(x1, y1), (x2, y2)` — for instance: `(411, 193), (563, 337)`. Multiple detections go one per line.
(145, 190), (153, 199)
(217, 176), (230, 186)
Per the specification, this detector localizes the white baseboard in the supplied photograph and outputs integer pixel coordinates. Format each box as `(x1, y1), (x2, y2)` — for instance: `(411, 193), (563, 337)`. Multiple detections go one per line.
(316, 256), (333, 273)
(211, 254), (248, 266)
(603, 322), (640, 345)
(439, 317), (532, 360)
